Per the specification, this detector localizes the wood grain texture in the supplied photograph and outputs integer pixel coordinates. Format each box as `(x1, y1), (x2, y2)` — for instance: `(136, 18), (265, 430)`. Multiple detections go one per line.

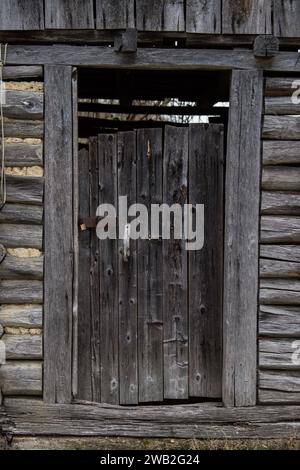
(136, 0), (184, 31)
(223, 70), (263, 407)
(45, 0), (94, 29)
(3, 66), (43, 80)
(262, 167), (300, 191)
(0, 280), (43, 304)
(260, 245), (300, 263)
(265, 97), (300, 115)
(263, 116), (300, 140)
(260, 259), (300, 278)
(273, 0), (300, 38)
(3, 91), (43, 120)
(222, 0), (272, 34)
(3, 334), (42, 360)
(0, 224), (42, 249)
(261, 192), (300, 215)
(5, 144), (43, 167)
(259, 370), (300, 404)
(259, 338), (300, 369)
(0, 305), (42, 328)
(0, 0), (44, 30)
(0, 362), (42, 396)
(96, 0), (134, 29)
(44, 65), (73, 404)
(261, 216), (300, 243)
(4, 119), (44, 139)
(6, 176), (44, 205)
(0, 203), (43, 225)
(265, 77), (300, 97)
(260, 279), (300, 305)
(259, 305), (300, 337)
(263, 141), (300, 165)
(186, 0), (221, 33)
(0, 255), (43, 280)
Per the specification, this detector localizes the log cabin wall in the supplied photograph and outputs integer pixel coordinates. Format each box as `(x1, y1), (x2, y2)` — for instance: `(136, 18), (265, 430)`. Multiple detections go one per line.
(0, 67), (44, 399)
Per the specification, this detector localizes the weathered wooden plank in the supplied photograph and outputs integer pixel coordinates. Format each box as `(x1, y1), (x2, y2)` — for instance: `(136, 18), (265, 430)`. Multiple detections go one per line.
(0, 255), (43, 280)
(0, 305), (42, 328)
(98, 134), (119, 405)
(118, 131), (138, 405)
(0, 362), (42, 396)
(259, 389), (300, 404)
(260, 259), (300, 278)
(5, 144), (43, 167)
(262, 167), (300, 191)
(137, 128), (163, 403)
(6, 176), (43, 206)
(263, 141), (300, 165)
(0, 203), (43, 225)
(260, 245), (300, 263)
(259, 370), (300, 404)
(188, 124), (223, 399)
(273, 0), (300, 38)
(44, 65), (73, 404)
(45, 0), (94, 29)
(0, 224), (42, 249)
(263, 116), (300, 140)
(223, 70), (263, 407)
(265, 78), (299, 97)
(186, 0), (221, 33)
(3, 334), (42, 360)
(259, 305), (300, 337)
(136, 0), (184, 32)
(0, 0), (44, 30)
(222, 0), (272, 34)
(261, 216), (300, 243)
(260, 279), (300, 305)
(163, 125), (188, 400)
(3, 66), (43, 80)
(3, 91), (43, 120)
(96, 0), (134, 29)
(261, 192), (300, 215)
(259, 338), (300, 369)
(265, 97), (300, 115)
(0, 280), (43, 304)
(4, 119), (44, 139)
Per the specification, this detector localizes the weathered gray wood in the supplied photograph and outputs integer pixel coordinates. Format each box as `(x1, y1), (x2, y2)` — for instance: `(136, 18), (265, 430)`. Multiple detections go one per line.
(96, 0), (134, 29)
(222, 0), (272, 34)
(223, 70), (263, 407)
(259, 370), (300, 404)
(5, 144), (43, 167)
(253, 35), (279, 58)
(72, 66), (78, 399)
(0, 305), (42, 328)
(261, 192), (300, 215)
(137, 128), (163, 403)
(0, 362), (42, 396)
(263, 141), (300, 165)
(0, 224), (42, 249)
(188, 124), (223, 399)
(45, 0), (94, 29)
(114, 29), (137, 53)
(263, 116), (300, 140)
(98, 134), (119, 405)
(260, 259), (300, 279)
(6, 176), (43, 205)
(273, 0), (300, 38)
(3, 334), (42, 360)
(4, 119), (43, 139)
(0, 254), (43, 280)
(163, 125), (188, 400)
(265, 78), (299, 97)
(265, 97), (300, 115)
(44, 65), (73, 404)
(262, 167), (300, 191)
(3, 66), (43, 80)
(259, 305), (300, 337)
(259, 338), (300, 369)
(261, 216), (300, 243)
(0, 0), (44, 30)
(0, 280), (43, 304)
(260, 245), (300, 263)
(259, 389), (300, 404)
(186, 0), (221, 33)
(260, 279), (300, 305)
(118, 131), (138, 405)
(0, 203), (43, 224)
(136, 0), (184, 32)
(3, 91), (43, 120)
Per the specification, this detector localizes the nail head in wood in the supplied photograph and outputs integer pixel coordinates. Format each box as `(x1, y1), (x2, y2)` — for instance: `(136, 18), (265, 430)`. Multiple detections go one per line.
(114, 28), (137, 53)
(254, 35), (279, 58)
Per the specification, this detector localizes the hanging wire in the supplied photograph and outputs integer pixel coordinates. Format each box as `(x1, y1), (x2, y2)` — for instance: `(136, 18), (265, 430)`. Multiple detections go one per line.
(0, 43), (7, 210)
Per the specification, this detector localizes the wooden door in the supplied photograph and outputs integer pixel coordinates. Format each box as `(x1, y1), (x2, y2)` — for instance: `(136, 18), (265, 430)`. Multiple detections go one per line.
(77, 124), (224, 405)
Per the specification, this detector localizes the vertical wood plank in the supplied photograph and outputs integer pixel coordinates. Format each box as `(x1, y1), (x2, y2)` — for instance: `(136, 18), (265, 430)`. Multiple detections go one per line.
(223, 70), (263, 407)
(273, 0), (300, 38)
(45, 0), (94, 29)
(0, 0), (44, 30)
(96, 0), (135, 29)
(222, 0), (272, 34)
(186, 0), (221, 33)
(98, 134), (119, 405)
(189, 124), (224, 398)
(136, 0), (185, 31)
(118, 131), (138, 405)
(163, 125), (188, 400)
(137, 129), (163, 403)
(44, 65), (73, 403)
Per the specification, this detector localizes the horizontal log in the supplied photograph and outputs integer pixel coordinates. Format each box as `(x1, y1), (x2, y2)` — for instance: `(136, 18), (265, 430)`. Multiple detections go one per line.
(259, 370), (300, 404)
(5, 143), (43, 167)
(259, 389), (300, 404)
(4, 119), (44, 139)
(0, 203), (43, 224)
(0, 362), (42, 396)
(6, 175), (44, 205)
(0, 255), (43, 280)
(265, 78), (299, 97)
(263, 116), (300, 140)
(263, 141), (300, 165)
(260, 245), (300, 263)
(0, 280), (43, 304)
(262, 167), (300, 191)
(3, 91), (43, 120)
(260, 279), (300, 305)
(260, 259), (300, 278)
(261, 191), (300, 215)
(3, 66), (43, 80)
(0, 305), (42, 328)
(259, 305), (300, 337)
(265, 97), (300, 115)
(0, 224), (42, 249)
(259, 338), (300, 370)
(261, 216), (300, 243)
(2, 334), (42, 360)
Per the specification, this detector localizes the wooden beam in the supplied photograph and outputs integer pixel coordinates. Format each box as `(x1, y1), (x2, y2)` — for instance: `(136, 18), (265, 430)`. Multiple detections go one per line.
(0, 305), (42, 328)
(0, 363), (42, 396)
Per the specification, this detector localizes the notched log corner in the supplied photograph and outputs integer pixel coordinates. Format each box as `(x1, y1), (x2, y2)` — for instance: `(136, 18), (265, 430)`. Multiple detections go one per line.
(114, 29), (137, 53)
(253, 35), (279, 59)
